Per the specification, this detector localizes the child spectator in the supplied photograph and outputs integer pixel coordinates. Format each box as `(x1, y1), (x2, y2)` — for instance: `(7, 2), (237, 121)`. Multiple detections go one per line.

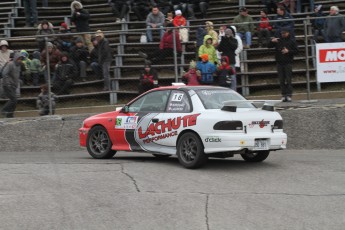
(20, 50), (32, 85)
(165, 12), (174, 27)
(55, 22), (72, 53)
(173, 10), (186, 27)
(53, 53), (75, 95)
(257, 9), (272, 47)
(205, 21), (219, 47)
(138, 63), (159, 94)
(37, 84), (56, 116)
(216, 56), (235, 89)
(182, 60), (200, 86)
(31, 51), (43, 86)
(70, 37), (89, 82)
(196, 54), (216, 85)
(36, 20), (55, 51)
(198, 35), (218, 64)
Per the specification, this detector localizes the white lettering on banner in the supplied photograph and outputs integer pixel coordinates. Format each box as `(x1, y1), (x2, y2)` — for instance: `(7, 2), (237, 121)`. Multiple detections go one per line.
(316, 43), (345, 83)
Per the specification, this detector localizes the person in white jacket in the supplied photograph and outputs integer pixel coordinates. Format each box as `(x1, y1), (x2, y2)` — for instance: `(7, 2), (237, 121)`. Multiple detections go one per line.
(231, 26), (243, 73)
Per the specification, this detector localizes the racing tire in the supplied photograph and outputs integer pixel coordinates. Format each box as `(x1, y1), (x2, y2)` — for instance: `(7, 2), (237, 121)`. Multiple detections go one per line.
(177, 132), (208, 169)
(152, 154), (171, 159)
(241, 151), (270, 162)
(86, 126), (117, 159)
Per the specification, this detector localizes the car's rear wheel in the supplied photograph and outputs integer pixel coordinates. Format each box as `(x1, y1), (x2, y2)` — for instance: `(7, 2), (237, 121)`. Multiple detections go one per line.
(86, 126), (116, 159)
(177, 132), (208, 169)
(152, 154), (171, 159)
(241, 151), (270, 162)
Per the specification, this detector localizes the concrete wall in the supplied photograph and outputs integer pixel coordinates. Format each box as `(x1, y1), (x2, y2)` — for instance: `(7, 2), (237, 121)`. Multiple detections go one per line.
(1, 105), (344, 152)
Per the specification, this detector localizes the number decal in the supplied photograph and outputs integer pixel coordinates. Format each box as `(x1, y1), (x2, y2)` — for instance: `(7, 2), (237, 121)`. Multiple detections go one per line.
(172, 93), (184, 102)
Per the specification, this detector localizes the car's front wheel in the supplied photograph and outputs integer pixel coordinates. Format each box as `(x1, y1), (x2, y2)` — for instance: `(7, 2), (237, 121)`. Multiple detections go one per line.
(241, 151), (270, 162)
(177, 132), (207, 169)
(86, 126), (116, 159)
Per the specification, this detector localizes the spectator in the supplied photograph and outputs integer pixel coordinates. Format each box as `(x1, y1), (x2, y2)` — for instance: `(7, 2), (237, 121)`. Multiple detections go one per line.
(196, 53), (216, 85)
(274, 6), (295, 39)
(40, 42), (61, 83)
(205, 21), (219, 47)
(36, 20), (55, 51)
(146, 6), (165, 42)
(257, 9), (272, 47)
(70, 37), (89, 82)
(152, 0), (172, 16)
(268, 27), (298, 102)
(296, 0), (314, 13)
(23, 0), (38, 27)
(216, 25), (226, 61)
(231, 26), (243, 73)
(53, 53), (75, 95)
(182, 60), (200, 86)
(108, 0), (130, 23)
(198, 35), (218, 64)
(172, 0), (196, 19)
(195, 26), (207, 48)
(90, 36), (102, 79)
(138, 63), (159, 94)
(278, 0), (296, 14)
(233, 7), (255, 48)
(55, 22), (73, 53)
(30, 51), (43, 86)
(70, 0), (93, 52)
(139, 23), (182, 64)
(165, 12), (174, 26)
(20, 50), (32, 85)
(131, 0), (150, 21)
(324, 6), (345, 43)
(217, 28), (238, 89)
(195, 0), (209, 19)
(311, 5), (326, 43)
(1, 52), (24, 118)
(262, 0), (278, 14)
(95, 30), (112, 91)
(216, 56), (235, 88)
(0, 40), (13, 69)
(36, 84), (56, 116)
(173, 10), (187, 27)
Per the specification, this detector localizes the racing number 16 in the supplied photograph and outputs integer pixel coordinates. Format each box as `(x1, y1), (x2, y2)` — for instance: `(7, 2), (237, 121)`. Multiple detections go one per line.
(172, 93), (184, 102)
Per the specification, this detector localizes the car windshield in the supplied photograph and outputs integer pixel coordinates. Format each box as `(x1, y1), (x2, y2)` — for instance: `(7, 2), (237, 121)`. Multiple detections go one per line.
(195, 89), (255, 109)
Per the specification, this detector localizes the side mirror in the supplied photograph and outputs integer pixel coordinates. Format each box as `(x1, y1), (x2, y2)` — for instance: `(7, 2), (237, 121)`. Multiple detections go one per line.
(122, 105), (129, 113)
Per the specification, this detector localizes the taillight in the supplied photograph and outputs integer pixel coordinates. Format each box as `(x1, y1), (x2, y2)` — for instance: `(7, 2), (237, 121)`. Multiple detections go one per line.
(214, 121), (243, 130)
(273, 120), (283, 129)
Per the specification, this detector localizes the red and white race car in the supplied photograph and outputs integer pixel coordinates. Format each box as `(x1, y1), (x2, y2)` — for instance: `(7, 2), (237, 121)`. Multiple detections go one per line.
(79, 85), (287, 168)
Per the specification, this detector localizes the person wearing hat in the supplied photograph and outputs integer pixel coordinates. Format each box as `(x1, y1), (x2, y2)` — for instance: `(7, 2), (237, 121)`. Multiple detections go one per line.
(182, 60), (200, 86)
(23, 0), (38, 27)
(268, 27), (298, 102)
(0, 40), (13, 70)
(55, 22), (73, 52)
(196, 53), (216, 85)
(53, 52), (76, 95)
(311, 5), (326, 42)
(95, 30), (112, 91)
(40, 42), (62, 83)
(70, 1), (93, 52)
(138, 63), (159, 94)
(198, 35), (218, 64)
(324, 6), (345, 43)
(273, 6), (295, 39)
(233, 7), (255, 48)
(1, 52), (25, 118)
(257, 9), (273, 47)
(216, 56), (235, 88)
(173, 10), (187, 27)
(171, 0), (196, 19)
(20, 50), (32, 85)
(70, 37), (89, 82)
(205, 21), (219, 47)
(36, 20), (55, 51)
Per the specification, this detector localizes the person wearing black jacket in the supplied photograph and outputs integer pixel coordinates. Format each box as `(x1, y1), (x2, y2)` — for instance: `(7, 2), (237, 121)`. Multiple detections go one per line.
(95, 30), (112, 91)
(217, 28), (238, 66)
(70, 1), (93, 52)
(108, 0), (130, 22)
(138, 63), (159, 94)
(69, 37), (89, 82)
(53, 53), (76, 95)
(131, 0), (150, 21)
(268, 28), (298, 102)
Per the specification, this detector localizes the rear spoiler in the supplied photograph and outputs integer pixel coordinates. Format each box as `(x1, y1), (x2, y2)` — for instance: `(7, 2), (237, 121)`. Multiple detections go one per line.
(221, 100), (281, 112)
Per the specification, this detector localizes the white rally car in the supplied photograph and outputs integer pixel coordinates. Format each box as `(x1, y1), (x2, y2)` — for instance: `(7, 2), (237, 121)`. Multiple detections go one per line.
(79, 85), (287, 168)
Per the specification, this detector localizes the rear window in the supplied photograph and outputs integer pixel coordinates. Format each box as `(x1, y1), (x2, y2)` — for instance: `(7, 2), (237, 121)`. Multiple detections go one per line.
(195, 89), (255, 109)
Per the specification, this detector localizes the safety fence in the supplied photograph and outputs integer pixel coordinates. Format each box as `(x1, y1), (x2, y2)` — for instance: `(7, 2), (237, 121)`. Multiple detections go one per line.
(1, 15), (345, 116)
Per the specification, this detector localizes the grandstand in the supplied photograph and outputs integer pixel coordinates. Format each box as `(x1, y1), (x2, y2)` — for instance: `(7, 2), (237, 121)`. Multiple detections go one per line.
(1, 0), (345, 115)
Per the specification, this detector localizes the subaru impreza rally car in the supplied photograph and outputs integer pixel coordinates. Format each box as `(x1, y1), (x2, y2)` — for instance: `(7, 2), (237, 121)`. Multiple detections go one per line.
(79, 85), (287, 168)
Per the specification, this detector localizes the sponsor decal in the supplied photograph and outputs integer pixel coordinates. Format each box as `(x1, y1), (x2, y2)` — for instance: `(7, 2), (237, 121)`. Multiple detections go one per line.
(205, 137), (221, 142)
(319, 48), (345, 63)
(138, 114), (201, 142)
(116, 116), (138, 129)
(167, 102), (185, 112)
(249, 120), (270, 128)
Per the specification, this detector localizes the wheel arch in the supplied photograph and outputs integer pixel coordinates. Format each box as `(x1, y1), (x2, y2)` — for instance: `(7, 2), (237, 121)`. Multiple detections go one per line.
(176, 129), (204, 149)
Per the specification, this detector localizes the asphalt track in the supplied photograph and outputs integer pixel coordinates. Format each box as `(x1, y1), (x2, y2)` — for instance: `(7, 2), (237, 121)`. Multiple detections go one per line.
(1, 150), (345, 230)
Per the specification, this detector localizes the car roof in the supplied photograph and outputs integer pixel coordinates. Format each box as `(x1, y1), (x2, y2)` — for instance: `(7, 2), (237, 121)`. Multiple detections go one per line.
(152, 85), (228, 91)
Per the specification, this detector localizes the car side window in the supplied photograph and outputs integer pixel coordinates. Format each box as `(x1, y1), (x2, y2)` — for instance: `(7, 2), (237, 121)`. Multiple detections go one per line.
(166, 90), (191, 113)
(128, 90), (170, 113)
